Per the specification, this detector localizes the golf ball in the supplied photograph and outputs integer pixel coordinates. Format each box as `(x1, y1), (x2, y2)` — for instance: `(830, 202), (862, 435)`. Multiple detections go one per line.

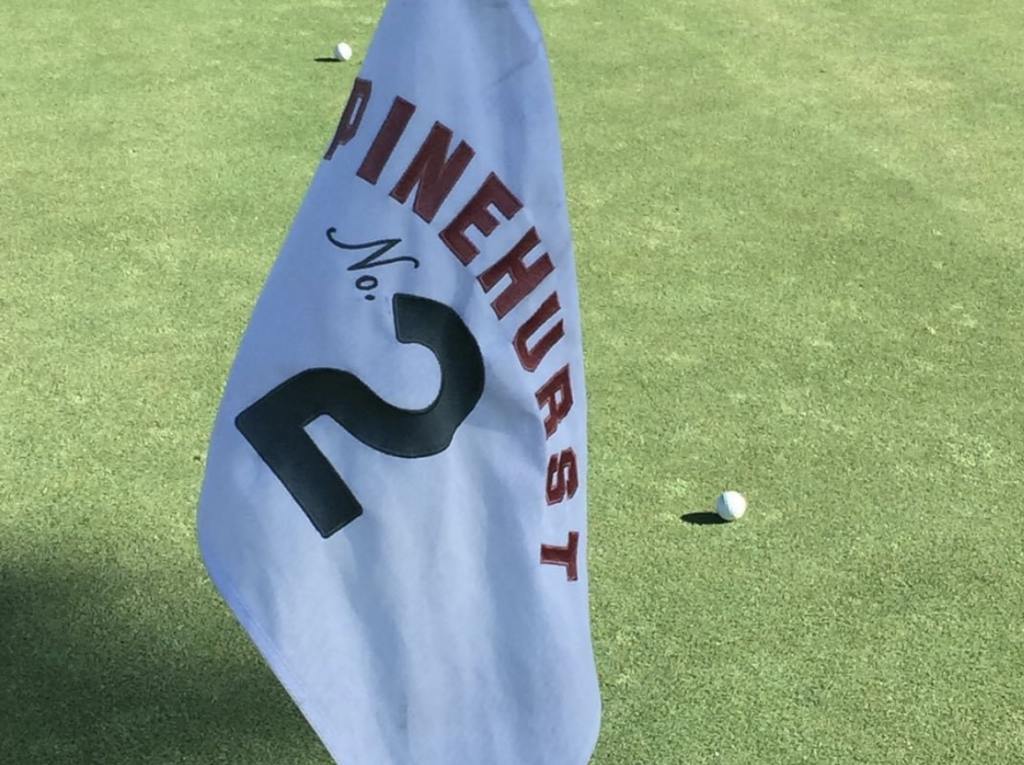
(334, 42), (353, 61)
(715, 491), (747, 521)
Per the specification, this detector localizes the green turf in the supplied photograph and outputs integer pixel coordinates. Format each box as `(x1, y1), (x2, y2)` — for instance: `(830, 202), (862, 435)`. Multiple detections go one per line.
(2, 0), (1022, 762)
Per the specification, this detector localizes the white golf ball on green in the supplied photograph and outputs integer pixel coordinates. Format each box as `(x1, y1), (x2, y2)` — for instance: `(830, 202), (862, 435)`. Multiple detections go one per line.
(334, 42), (353, 61)
(715, 490), (747, 521)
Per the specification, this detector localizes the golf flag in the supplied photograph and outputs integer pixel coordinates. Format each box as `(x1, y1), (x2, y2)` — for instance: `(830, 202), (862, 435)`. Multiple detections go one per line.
(196, 1), (600, 762)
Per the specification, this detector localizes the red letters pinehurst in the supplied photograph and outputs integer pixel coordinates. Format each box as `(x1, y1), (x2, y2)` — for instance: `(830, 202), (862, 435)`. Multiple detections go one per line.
(326, 78), (583, 581)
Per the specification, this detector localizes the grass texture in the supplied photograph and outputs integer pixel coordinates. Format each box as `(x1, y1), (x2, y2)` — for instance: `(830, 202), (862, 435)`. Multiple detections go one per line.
(2, 0), (1022, 762)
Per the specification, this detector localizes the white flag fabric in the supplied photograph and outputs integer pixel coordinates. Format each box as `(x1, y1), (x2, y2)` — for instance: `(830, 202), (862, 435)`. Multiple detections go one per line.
(197, 1), (600, 763)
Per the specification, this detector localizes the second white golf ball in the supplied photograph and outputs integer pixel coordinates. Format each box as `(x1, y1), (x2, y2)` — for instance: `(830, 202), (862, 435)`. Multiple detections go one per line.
(334, 42), (353, 61)
(716, 491), (747, 521)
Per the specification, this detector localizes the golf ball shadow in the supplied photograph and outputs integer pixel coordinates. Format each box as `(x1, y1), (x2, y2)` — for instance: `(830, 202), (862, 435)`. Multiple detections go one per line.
(680, 511), (729, 525)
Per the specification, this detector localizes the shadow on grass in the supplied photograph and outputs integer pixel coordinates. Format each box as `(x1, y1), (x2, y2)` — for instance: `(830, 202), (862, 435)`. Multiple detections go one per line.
(680, 511), (728, 525)
(313, 57), (341, 63)
(0, 557), (331, 764)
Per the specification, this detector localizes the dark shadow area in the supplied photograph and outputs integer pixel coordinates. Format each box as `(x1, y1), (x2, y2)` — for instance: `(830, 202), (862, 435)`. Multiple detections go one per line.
(313, 57), (341, 63)
(0, 558), (333, 764)
(680, 511), (728, 525)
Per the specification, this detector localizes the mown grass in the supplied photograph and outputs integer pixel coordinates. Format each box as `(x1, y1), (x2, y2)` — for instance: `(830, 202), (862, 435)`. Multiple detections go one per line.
(2, 1), (1022, 762)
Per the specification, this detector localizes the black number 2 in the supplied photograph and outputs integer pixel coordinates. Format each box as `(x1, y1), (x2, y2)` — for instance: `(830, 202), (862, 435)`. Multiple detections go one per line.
(235, 293), (485, 539)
